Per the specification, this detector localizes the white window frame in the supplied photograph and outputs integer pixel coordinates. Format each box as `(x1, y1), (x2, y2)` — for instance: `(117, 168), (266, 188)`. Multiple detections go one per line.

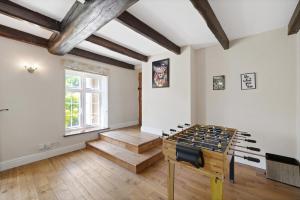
(65, 69), (108, 135)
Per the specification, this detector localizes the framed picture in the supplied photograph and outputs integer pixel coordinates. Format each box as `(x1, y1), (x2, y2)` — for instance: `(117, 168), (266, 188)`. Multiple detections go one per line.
(152, 58), (169, 88)
(241, 73), (256, 90)
(213, 75), (225, 90)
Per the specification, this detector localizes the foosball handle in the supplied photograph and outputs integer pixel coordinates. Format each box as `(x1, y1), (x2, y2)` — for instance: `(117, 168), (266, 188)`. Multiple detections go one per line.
(184, 123), (190, 126)
(162, 132), (169, 137)
(247, 147), (260, 152)
(244, 156), (260, 163)
(245, 139), (256, 143)
(177, 125), (183, 129)
(170, 129), (177, 132)
(241, 133), (251, 137)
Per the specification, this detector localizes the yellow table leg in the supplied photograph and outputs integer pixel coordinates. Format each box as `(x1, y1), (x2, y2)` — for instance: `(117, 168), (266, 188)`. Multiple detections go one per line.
(167, 161), (175, 200)
(210, 176), (223, 200)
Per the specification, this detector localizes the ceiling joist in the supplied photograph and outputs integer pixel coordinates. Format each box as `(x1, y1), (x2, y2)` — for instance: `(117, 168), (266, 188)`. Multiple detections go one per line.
(0, 0), (147, 62)
(0, 24), (48, 48)
(0, 24), (134, 70)
(86, 35), (148, 62)
(288, 0), (300, 35)
(0, 0), (60, 32)
(117, 11), (181, 55)
(69, 48), (134, 70)
(190, 0), (229, 50)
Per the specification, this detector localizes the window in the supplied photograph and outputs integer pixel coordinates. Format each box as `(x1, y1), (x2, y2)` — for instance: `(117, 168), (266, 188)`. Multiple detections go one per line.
(65, 70), (108, 135)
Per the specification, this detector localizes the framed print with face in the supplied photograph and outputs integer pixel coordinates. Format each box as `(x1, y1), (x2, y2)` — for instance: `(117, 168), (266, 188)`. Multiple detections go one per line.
(152, 58), (169, 88)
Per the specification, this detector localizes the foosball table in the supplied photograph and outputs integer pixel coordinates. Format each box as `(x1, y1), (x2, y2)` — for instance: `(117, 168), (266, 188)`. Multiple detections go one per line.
(162, 124), (261, 200)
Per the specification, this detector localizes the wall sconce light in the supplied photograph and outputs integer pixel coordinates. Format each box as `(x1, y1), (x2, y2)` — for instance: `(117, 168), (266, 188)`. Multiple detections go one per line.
(24, 65), (38, 73)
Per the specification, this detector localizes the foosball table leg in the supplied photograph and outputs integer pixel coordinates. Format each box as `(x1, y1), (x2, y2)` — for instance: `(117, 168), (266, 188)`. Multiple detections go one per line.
(167, 161), (175, 200)
(210, 176), (223, 200)
(230, 155), (235, 183)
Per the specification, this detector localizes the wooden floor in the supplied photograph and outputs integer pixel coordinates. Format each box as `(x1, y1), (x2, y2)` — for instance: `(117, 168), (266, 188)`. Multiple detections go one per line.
(1, 149), (300, 200)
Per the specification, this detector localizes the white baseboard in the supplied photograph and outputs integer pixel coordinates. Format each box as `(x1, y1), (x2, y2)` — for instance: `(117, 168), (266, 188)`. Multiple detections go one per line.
(109, 120), (139, 130)
(141, 126), (162, 135)
(0, 142), (85, 172)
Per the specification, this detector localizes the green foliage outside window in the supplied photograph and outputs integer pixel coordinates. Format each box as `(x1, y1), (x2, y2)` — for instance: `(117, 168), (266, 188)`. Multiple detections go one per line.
(65, 75), (81, 128)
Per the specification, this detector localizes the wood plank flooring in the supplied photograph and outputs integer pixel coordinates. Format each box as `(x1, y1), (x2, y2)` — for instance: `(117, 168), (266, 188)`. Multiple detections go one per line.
(1, 149), (300, 200)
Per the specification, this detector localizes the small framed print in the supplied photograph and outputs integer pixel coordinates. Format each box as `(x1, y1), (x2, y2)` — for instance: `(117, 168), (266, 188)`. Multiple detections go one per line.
(213, 75), (225, 90)
(152, 58), (169, 88)
(241, 72), (256, 90)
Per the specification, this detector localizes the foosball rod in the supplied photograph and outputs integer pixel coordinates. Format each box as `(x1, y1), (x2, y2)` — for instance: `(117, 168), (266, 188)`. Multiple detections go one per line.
(229, 148), (265, 157)
(173, 135), (260, 153)
(231, 144), (261, 152)
(168, 136), (223, 149)
(228, 153), (260, 163)
(232, 138), (256, 143)
(236, 131), (251, 137)
(171, 139), (223, 152)
(174, 132), (238, 144)
(171, 131), (237, 144)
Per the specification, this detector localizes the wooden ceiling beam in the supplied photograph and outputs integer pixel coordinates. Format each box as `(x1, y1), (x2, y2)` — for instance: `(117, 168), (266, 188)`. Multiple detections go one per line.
(190, 0), (229, 50)
(0, 0), (60, 32)
(0, 24), (48, 48)
(69, 48), (134, 70)
(0, 24), (134, 70)
(48, 0), (139, 55)
(288, 1), (300, 35)
(86, 35), (148, 62)
(0, 0), (148, 62)
(117, 11), (181, 54)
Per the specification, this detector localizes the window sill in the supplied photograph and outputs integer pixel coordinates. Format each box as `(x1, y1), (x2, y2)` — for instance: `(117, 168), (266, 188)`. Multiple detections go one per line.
(64, 127), (110, 137)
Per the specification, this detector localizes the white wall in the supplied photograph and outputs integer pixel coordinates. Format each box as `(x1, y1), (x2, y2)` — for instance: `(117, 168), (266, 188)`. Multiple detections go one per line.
(196, 28), (298, 168)
(0, 37), (138, 170)
(141, 47), (193, 135)
(297, 31), (300, 161)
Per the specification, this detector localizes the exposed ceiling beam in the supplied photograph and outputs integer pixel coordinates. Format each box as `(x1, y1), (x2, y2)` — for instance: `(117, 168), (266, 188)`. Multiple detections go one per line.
(117, 11), (181, 54)
(0, 0), (147, 62)
(0, 24), (134, 70)
(0, 0), (60, 32)
(0, 24), (48, 48)
(69, 48), (134, 70)
(86, 35), (148, 62)
(189, 0), (229, 50)
(288, 0), (300, 35)
(48, 0), (139, 55)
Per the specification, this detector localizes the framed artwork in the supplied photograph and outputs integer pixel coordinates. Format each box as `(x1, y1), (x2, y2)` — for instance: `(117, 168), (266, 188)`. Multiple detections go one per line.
(213, 75), (225, 90)
(152, 58), (169, 88)
(241, 73), (256, 90)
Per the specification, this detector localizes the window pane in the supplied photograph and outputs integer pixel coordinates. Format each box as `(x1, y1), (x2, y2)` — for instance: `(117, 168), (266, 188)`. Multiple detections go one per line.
(86, 77), (100, 90)
(86, 93), (100, 126)
(65, 92), (81, 129)
(66, 74), (81, 89)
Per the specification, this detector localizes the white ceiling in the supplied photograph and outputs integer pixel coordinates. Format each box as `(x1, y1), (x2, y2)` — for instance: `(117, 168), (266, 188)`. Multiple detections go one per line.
(128, 0), (217, 48)
(209, 0), (298, 40)
(2, 0), (298, 66)
(11, 0), (76, 21)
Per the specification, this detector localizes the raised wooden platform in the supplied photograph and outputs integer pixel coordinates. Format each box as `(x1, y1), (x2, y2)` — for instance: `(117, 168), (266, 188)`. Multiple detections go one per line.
(87, 126), (163, 173)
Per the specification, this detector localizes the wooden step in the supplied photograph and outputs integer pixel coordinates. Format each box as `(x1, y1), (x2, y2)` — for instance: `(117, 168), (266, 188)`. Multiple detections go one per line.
(101, 128), (162, 153)
(87, 140), (163, 173)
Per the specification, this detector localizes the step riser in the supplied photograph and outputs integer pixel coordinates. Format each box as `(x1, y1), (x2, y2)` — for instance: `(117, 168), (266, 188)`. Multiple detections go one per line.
(136, 152), (164, 173)
(101, 135), (138, 153)
(138, 139), (162, 153)
(87, 144), (136, 173)
(101, 135), (162, 153)
(87, 144), (163, 173)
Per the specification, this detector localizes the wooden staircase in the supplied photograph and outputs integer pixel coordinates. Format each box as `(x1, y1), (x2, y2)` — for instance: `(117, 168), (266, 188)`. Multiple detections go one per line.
(87, 127), (163, 173)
